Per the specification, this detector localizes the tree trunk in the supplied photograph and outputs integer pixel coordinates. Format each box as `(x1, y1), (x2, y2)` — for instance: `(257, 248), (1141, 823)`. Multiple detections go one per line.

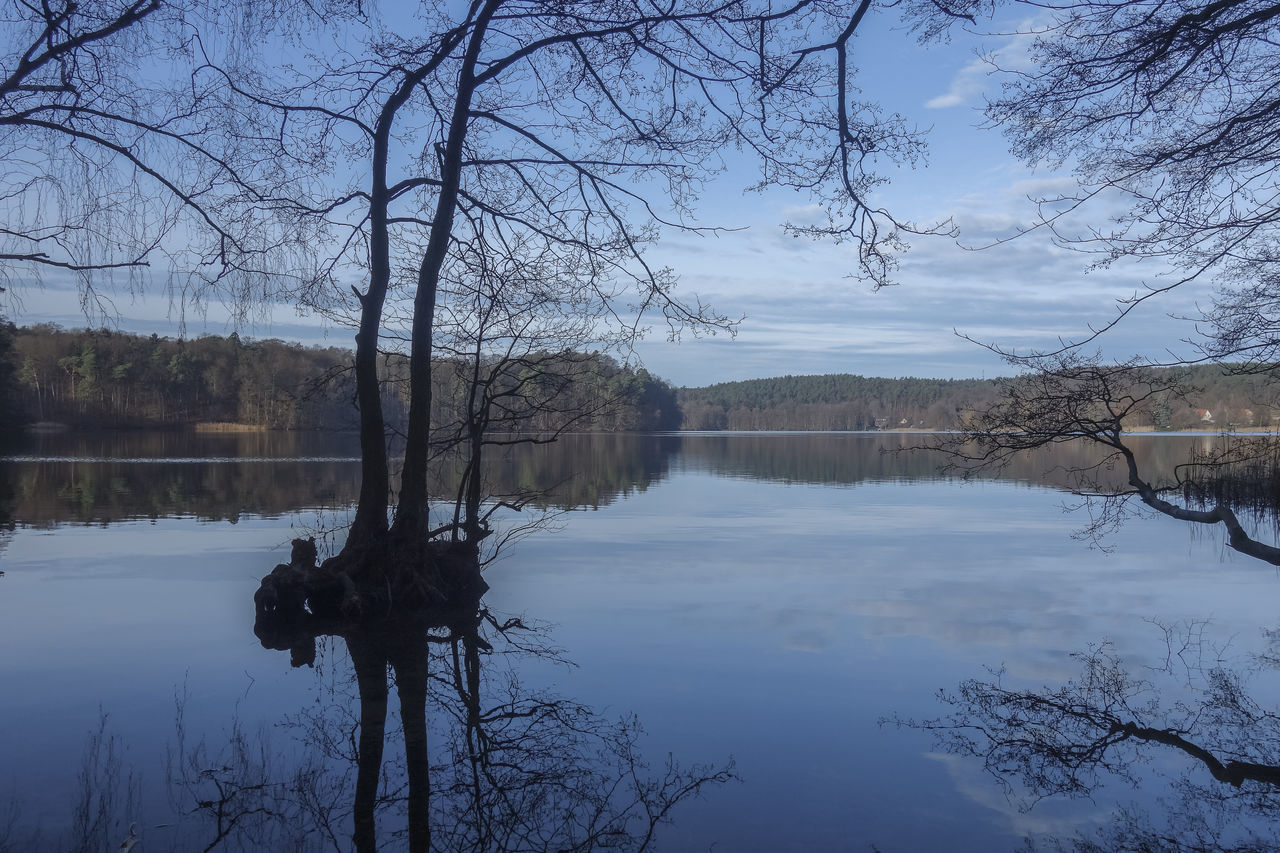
(393, 0), (497, 540)
(345, 56), (415, 552)
(348, 294), (390, 549)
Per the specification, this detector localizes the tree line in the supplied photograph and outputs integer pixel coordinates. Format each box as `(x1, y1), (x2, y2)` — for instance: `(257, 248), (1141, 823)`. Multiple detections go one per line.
(0, 324), (680, 432)
(4, 323), (1277, 434)
(679, 375), (1002, 430)
(678, 369), (1280, 432)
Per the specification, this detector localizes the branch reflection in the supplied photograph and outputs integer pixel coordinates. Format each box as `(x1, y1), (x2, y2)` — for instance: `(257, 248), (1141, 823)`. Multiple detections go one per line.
(897, 622), (1280, 851)
(173, 549), (735, 853)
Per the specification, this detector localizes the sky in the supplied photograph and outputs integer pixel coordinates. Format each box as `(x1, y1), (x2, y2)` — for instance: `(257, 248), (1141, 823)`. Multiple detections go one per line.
(7, 8), (1206, 388)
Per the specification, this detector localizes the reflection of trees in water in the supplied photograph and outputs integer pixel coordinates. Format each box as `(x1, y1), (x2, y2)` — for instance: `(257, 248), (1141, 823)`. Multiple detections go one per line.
(677, 433), (1225, 493)
(1, 458), (364, 526)
(2, 432), (1236, 528)
(0, 715), (141, 852)
(163, 577), (732, 852)
(492, 433), (678, 511)
(677, 433), (942, 484)
(896, 622), (1280, 851)
(0, 434), (679, 527)
(934, 362), (1280, 564)
(9, 430), (363, 461)
(2, 583), (730, 852)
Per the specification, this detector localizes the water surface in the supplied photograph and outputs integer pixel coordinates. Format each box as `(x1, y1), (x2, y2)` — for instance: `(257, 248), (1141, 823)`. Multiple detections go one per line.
(1, 431), (1276, 850)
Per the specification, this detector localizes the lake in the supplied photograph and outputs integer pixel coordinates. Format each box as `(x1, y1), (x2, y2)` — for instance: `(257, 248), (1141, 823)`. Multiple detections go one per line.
(3, 431), (1279, 851)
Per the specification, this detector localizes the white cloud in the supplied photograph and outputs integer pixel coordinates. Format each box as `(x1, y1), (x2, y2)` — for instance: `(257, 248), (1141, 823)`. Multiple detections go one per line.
(779, 203), (825, 227)
(925, 25), (1041, 111)
(925, 56), (992, 109)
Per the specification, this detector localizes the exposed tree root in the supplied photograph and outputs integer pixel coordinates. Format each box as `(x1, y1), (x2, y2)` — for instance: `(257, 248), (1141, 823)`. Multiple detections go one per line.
(253, 536), (487, 666)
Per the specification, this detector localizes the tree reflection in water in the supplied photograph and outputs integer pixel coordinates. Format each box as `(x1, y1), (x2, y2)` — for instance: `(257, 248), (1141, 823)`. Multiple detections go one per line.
(164, 565), (733, 852)
(895, 622), (1280, 851)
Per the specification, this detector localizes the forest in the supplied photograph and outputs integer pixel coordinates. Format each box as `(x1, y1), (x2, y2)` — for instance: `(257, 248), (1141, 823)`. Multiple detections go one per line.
(678, 369), (1280, 432)
(0, 324), (680, 433)
(2, 323), (1275, 435)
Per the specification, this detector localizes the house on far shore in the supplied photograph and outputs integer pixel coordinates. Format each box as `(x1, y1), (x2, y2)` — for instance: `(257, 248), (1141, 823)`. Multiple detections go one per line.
(1194, 408), (1213, 424)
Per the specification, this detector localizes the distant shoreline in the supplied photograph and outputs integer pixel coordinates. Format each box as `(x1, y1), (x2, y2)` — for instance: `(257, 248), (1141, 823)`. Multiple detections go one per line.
(15, 423), (1279, 438)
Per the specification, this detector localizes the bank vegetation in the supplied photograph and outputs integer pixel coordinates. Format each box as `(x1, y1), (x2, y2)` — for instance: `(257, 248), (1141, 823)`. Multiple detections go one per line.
(3, 324), (1278, 435)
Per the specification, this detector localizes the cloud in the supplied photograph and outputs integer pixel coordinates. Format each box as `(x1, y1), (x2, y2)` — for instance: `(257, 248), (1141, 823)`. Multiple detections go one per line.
(634, 152), (1208, 384)
(779, 202), (826, 227)
(926, 56), (992, 109)
(1002, 175), (1085, 201)
(925, 26), (1041, 110)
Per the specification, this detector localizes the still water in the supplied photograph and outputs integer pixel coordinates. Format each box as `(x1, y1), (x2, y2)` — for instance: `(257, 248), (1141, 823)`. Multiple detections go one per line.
(2, 431), (1279, 850)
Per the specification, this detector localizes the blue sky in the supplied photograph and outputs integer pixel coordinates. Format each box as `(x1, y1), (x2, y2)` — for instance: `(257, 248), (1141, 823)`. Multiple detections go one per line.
(7, 9), (1202, 388)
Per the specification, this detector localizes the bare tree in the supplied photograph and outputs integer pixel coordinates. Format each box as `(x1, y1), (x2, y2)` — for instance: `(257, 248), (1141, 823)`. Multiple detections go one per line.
(936, 353), (1280, 565)
(902, 0), (1280, 568)
(0, 0), (329, 318)
(910, 0), (1280, 363)
(423, 237), (646, 545)
(224, 0), (951, 595)
(2, 0), (161, 291)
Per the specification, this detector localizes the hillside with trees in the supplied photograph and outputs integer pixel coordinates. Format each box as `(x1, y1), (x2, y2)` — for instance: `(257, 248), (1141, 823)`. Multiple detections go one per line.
(0, 326), (680, 433)
(4, 326), (1278, 435)
(678, 374), (1000, 430)
(678, 368), (1280, 432)
(11, 325), (357, 430)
